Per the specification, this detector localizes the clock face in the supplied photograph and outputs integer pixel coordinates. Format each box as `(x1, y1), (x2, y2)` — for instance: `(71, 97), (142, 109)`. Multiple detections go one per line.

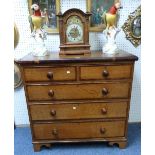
(66, 16), (83, 43)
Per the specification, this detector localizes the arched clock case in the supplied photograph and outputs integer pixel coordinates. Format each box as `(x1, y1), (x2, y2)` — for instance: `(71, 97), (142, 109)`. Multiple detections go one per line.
(57, 8), (91, 55)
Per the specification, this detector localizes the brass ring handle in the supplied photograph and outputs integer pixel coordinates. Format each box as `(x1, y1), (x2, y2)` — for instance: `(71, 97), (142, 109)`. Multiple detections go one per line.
(101, 108), (107, 114)
(50, 109), (56, 116)
(52, 129), (58, 135)
(102, 88), (109, 95)
(102, 70), (109, 77)
(100, 128), (106, 134)
(47, 72), (53, 79)
(48, 90), (54, 97)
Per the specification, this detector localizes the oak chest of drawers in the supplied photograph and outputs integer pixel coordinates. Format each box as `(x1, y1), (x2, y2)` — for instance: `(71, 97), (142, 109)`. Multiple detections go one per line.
(16, 51), (138, 152)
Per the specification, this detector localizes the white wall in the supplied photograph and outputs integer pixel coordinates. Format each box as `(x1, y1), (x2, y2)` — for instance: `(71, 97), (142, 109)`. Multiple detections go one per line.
(14, 0), (141, 125)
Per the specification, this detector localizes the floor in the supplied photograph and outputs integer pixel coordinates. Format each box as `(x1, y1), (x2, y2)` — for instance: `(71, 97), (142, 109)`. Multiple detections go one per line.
(14, 123), (141, 155)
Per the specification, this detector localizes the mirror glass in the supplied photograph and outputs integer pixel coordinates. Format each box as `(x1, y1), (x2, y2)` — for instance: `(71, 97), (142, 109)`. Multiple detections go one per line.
(131, 15), (141, 38)
(14, 63), (22, 89)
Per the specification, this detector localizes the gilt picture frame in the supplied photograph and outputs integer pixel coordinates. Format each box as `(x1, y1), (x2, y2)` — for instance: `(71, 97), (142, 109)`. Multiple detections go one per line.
(86, 0), (115, 32)
(28, 0), (60, 34)
(122, 6), (141, 47)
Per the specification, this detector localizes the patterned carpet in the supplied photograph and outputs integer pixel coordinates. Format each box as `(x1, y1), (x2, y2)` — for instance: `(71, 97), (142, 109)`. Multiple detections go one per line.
(14, 123), (141, 155)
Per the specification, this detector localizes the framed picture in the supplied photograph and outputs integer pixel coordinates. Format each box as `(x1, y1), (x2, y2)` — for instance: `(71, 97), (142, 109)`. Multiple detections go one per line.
(87, 0), (115, 32)
(122, 6), (141, 47)
(28, 0), (60, 33)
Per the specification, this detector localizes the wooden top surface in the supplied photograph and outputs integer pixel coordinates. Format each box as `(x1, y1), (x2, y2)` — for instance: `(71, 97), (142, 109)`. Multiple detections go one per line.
(15, 50), (138, 65)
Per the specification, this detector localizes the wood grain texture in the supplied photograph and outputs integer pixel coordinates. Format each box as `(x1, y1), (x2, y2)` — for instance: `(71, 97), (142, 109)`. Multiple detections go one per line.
(16, 51), (138, 151)
(27, 82), (130, 101)
(80, 65), (132, 80)
(15, 51), (138, 65)
(33, 143), (51, 152)
(109, 141), (127, 149)
(30, 102), (127, 121)
(33, 120), (125, 140)
(57, 9), (91, 55)
(24, 67), (76, 82)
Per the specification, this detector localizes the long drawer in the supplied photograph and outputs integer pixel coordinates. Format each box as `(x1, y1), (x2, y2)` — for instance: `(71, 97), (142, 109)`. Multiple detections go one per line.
(27, 83), (130, 101)
(33, 120), (125, 140)
(80, 65), (132, 80)
(24, 67), (76, 82)
(30, 102), (127, 121)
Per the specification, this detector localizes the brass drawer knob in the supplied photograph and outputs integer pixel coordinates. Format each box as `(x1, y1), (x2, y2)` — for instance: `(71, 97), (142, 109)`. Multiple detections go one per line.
(100, 128), (106, 134)
(50, 109), (56, 116)
(102, 70), (109, 77)
(48, 90), (54, 97)
(101, 108), (107, 114)
(47, 72), (53, 79)
(102, 88), (109, 95)
(52, 129), (58, 135)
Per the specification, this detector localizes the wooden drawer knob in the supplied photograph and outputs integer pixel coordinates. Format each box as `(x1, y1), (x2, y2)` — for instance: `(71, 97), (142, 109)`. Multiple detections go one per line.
(102, 88), (109, 95)
(50, 109), (56, 116)
(102, 70), (109, 77)
(48, 90), (54, 97)
(47, 72), (53, 79)
(100, 128), (106, 134)
(52, 129), (58, 135)
(101, 108), (107, 114)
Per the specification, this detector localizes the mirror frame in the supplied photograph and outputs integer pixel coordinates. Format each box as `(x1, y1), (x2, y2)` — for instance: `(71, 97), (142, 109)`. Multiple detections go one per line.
(122, 6), (141, 47)
(14, 24), (19, 48)
(14, 63), (23, 89)
(14, 24), (23, 89)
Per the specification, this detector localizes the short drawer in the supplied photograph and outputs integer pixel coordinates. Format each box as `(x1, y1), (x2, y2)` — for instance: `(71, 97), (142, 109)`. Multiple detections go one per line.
(80, 65), (132, 80)
(27, 82), (130, 101)
(30, 102), (127, 121)
(24, 67), (76, 82)
(33, 120), (125, 140)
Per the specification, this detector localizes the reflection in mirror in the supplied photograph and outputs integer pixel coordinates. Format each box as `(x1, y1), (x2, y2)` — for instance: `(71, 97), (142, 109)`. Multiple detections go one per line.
(132, 15), (141, 38)
(14, 63), (23, 89)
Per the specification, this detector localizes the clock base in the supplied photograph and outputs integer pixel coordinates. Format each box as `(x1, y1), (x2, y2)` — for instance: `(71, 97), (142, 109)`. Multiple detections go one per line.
(59, 45), (91, 55)
(59, 50), (90, 55)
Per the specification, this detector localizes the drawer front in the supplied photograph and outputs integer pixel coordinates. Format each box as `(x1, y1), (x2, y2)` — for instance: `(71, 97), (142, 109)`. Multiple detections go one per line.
(24, 67), (76, 82)
(27, 83), (130, 101)
(30, 102), (127, 121)
(80, 65), (132, 80)
(33, 121), (125, 140)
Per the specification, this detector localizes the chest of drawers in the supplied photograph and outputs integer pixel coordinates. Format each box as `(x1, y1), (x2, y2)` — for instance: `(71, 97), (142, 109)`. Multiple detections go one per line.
(16, 51), (138, 152)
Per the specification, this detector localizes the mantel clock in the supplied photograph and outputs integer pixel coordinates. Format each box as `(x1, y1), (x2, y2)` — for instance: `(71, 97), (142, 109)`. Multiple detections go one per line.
(57, 8), (91, 55)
